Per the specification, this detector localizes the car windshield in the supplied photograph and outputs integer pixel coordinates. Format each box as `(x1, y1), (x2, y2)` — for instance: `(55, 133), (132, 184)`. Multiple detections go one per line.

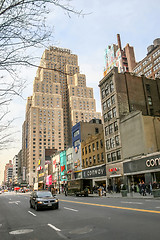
(37, 191), (52, 198)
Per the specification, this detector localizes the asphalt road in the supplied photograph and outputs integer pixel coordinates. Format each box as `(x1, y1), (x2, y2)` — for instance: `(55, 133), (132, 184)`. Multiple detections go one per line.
(0, 192), (160, 240)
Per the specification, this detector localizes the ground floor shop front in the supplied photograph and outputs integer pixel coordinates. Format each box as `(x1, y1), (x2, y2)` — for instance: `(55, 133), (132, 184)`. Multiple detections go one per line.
(123, 153), (160, 192)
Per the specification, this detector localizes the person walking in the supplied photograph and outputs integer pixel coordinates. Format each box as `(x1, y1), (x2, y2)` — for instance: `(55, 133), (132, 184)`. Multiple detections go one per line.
(141, 180), (146, 196)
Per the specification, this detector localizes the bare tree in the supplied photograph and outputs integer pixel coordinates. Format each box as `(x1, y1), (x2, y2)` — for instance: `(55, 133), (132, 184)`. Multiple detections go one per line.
(0, 0), (84, 149)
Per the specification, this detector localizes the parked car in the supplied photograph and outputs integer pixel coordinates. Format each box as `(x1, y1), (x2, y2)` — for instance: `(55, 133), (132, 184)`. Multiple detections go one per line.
(30, 190), (59, 211)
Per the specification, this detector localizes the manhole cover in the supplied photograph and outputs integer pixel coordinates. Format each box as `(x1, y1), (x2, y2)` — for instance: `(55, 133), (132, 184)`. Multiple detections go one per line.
(69, 226), (92, 235)
(9, 229), (33, 235)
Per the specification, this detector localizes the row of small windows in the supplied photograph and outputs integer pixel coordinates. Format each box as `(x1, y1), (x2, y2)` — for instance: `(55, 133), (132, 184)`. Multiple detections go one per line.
(83, 152), (104, 166)
(107, 150), (121, 162)
(144, 63), (152, 73)
(153, 49), (160, 58)
(153, 62), (160, 72)
(101, 80), (114, 99)
(154, 56), (160, 65)
(144, 70), (152, 77)
(82, 140), (103, 155)
(106, 135), (120, 150)
(104, 107), (117, 122)
(105, 121), (118, 136)
(102, 95), (115, 111)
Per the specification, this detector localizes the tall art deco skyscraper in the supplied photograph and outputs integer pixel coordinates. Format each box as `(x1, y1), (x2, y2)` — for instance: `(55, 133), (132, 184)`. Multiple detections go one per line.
(22, 47), (101, 186)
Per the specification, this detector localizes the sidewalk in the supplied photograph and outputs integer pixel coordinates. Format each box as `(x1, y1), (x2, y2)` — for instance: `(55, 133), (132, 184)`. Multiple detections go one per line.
(88, 192), (160, 200)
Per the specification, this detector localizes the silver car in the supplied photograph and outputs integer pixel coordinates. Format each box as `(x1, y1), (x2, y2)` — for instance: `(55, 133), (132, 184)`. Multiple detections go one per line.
(30, 190), (59, 211)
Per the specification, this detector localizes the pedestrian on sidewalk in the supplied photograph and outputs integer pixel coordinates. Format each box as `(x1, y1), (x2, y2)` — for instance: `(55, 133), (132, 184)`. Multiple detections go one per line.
(141, 180), (146, 196)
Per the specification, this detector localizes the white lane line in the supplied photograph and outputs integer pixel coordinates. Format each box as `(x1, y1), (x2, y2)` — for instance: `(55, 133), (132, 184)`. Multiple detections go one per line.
(48, 223), (61, 232)
(0, 224), (2, 227)
(155, 207), (160, 208)
(28, 211), (36, 217)
(121, 201), (143, 205)
(15, 202), (19, 205)
(64, 207), (78, 212)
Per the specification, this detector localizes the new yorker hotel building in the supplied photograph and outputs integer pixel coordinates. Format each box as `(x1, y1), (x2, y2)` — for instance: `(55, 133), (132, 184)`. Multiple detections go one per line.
(22, 47), (101, 186)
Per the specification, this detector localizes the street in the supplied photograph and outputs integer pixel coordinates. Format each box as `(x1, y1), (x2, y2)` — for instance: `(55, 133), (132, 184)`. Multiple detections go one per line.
(0, 192), (160, 240)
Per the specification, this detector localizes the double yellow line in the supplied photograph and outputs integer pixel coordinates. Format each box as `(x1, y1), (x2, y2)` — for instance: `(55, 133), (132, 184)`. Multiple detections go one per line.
(60, 199), (160, 214)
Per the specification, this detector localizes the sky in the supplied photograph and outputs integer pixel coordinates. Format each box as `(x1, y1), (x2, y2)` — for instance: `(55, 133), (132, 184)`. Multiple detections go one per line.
(0, 0), (160, 184)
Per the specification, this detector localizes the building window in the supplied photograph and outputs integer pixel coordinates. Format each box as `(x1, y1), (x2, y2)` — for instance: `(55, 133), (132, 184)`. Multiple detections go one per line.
(73, 129), (80, 137)
(106, 140), (110, 150)
(89, 157), (92, 165)
(88, 145), (91, 153)
(82, 148), (84, 155)
(104, 113), (108, 122)
(105, 126), (109, 136)
(109, 124), (113, 134)
(86, 158), (88, 166)
(97, 154), (100, 163)
(96, 141), (99, 150)
(107, 154), (111, 162)
(148, 96), (152, 106)
(115, 135), (120, 146)
(92, 143), (95, 151)
(82, 159), (84, 167)
(93, 155), (96, 164)
(100, 139), (103, 148)
(95, 128), (99, 134)
(146, 84), (151, 93)
(108, 110), (112, 120)
(74, 139), (80, 147)
(85, 147), (87, 154)
(112, 107), (117, 118)
(111, 95), (115, 104)
(101, 152), (104, 162)
(110, 137), (115, 148)
(111, 152), (116, 161)
(116, 150), (121, 160)
(114, 121), (118, 131)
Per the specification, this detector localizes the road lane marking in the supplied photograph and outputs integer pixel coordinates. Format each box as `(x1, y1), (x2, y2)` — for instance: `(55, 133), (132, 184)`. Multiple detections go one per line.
(9, 201), (20, 204)
(28, 211), (36, 217)
(64, 207), (78, 212)
(59, 199), (160, 214)
(9, 229), (33, 235)
(48, 223), (61, 232)
(156, 207), (160, 208)
(121, 201), (143, 205)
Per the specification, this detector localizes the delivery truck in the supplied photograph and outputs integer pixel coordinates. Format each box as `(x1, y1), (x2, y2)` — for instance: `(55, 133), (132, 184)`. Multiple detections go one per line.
(67, 179), (92, 196)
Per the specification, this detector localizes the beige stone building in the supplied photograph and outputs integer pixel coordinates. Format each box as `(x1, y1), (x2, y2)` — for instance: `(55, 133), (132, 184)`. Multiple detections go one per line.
(133, 38), (160, 79)
(22, 47), (101, 186)
(99, 67), (160, 189)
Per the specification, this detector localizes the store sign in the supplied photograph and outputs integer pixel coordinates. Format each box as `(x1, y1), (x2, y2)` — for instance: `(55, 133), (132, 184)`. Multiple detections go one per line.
(146, 157), (160, 167)
(82, 165), (106, 178)
(124, 154), (160, 174)
(109, 168), (119, 173)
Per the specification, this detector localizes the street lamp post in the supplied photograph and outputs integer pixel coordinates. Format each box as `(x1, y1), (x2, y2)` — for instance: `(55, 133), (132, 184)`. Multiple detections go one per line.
(56, 163), (60, 194)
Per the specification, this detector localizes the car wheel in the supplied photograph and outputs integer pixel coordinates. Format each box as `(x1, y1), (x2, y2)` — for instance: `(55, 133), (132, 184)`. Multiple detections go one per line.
(35, 203), (39, 211)
(52, 203), (59, 210)
(30, 201), (33, 208)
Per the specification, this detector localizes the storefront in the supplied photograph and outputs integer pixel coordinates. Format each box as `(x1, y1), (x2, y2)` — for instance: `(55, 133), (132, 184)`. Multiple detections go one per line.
(123, 153), (160, 188)
(82, 164), (107, 189)
(106, 162), (123, 192)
